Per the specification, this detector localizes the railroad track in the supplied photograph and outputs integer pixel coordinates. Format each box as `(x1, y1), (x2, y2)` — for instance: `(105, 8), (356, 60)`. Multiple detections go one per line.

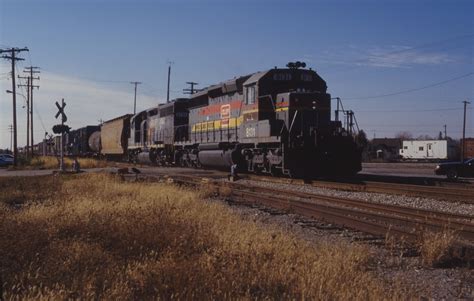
(117, 164), (474, 202)
(164, 174), (474, 262)
(245, 175), (474, 204)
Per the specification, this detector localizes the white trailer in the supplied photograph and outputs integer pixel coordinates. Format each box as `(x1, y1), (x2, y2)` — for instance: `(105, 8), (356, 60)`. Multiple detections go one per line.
(399, 140), (455, 160)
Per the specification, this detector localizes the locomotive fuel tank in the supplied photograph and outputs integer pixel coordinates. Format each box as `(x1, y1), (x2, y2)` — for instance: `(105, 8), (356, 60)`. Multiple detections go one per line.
(198, 144), (244, 169)
(137, 151), (153, 164)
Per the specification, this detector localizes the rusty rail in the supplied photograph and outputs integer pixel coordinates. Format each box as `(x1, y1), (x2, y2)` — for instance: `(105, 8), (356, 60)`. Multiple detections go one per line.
(168, 174), (474, 255)
(245, 175), (474, 204)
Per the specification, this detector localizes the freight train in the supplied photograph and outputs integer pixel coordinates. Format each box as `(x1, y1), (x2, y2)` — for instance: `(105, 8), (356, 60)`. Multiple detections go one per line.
(37, 63), (362, 178)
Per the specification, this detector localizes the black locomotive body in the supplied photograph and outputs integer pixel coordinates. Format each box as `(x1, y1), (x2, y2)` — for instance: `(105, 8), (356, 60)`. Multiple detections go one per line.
(127, 99), (189, 164)
(126, 66), (361, 177)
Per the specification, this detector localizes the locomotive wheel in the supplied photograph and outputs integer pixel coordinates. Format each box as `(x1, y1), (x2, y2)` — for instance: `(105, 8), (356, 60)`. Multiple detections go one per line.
(288, 168), (304, 179)
(178, 156), (187, 167)
(194, 160), (202, 169)
(270, 165), (281, 177)
(252, 163), (263, 175)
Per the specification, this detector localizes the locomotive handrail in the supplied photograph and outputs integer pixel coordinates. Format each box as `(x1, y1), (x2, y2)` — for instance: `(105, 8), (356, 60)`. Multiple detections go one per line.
(288, 110), (299, 134)
(258, 94), (275, 111)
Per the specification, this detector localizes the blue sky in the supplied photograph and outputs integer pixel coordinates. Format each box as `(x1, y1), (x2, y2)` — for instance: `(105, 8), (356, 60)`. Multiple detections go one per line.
(1, 0), (473, 148)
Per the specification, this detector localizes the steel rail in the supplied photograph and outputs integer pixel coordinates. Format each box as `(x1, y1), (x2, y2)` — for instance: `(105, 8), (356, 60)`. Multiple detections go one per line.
(168, 175), (474, 246)
(228, 185), (474, 242)
(245, 175), (474, 204)
(229, 182), (474, 224)
(154, 174), (474, 263)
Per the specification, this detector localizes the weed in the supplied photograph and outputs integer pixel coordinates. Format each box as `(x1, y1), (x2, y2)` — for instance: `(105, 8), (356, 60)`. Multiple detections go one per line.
(0, 174), (410, 300)
(418, 228), (459, 267)
(13, 156), (108, 170)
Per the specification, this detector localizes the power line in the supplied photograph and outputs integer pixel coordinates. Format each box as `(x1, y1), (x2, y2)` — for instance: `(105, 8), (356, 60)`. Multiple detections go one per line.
(344, 72), (474, 100)
(356, 107), (473, 113)
(34, 104), (47, 134)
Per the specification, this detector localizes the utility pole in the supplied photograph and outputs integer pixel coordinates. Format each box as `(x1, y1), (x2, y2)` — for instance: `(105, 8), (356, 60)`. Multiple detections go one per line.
(444, 124), (447, 140)
(18, 76), (30, 157)
(25, 66), (40, 154)
(130, 81), (141, 114)
(183, 81), (199, 95)
(8, 124), (13, 151)
(19, 68), (39, 157)
(1, 47), (29, 166)
(461, 100), (470, 162)
(166, 61), (174, 103)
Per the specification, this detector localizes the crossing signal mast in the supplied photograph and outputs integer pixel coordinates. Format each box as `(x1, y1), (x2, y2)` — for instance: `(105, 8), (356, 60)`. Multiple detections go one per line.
(54, 99), (68, 171)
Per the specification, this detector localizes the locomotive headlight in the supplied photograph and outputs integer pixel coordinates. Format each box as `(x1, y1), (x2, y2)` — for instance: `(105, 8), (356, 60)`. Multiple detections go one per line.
(312, 106), (316, 110)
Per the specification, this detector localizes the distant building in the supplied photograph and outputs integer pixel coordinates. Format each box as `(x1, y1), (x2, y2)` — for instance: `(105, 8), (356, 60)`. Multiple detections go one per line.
(399, 140), (456, 161)
(461, 138), (474, 159)
(368, 138), (402, 161)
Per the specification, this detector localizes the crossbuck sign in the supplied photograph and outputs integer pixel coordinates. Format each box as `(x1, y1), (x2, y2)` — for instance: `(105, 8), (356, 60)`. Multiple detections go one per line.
(55, 99), (67, 123)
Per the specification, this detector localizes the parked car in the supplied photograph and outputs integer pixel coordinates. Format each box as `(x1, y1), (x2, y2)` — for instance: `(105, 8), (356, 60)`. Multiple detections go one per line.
(435, 158), (474, 179)
(0, 154), (13, 167)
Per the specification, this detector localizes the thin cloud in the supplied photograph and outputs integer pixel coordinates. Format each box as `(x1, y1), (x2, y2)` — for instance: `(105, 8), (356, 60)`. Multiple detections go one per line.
(363, 45), (455, 68)
(308, 45), (457, 69)
(0, 71), (164, 148)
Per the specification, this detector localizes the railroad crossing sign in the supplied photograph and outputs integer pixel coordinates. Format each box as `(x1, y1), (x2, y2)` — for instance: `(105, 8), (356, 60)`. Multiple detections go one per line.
(55, 99), (67, 122)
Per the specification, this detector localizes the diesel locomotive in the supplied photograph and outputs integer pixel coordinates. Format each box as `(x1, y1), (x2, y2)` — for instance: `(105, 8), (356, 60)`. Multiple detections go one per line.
(114, 64), (361, 177)
(40, 63), (362, 178)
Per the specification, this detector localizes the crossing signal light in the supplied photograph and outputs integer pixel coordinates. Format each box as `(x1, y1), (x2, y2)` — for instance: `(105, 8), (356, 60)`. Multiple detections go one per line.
(52, 124), (70, 134)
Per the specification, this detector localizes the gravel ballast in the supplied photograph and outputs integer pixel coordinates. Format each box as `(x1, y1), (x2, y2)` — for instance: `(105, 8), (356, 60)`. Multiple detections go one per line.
(234, 179), (474, 217)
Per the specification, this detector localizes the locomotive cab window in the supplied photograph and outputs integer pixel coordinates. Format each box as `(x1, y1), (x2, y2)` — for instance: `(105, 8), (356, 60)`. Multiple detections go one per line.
(245, 86), (255, 105)
(273, 73), (292, 81)
(301, 73), (312, 81)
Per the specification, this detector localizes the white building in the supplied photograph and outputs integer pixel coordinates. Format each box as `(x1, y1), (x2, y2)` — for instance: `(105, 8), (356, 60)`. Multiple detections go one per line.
(399, 140), (456, 160)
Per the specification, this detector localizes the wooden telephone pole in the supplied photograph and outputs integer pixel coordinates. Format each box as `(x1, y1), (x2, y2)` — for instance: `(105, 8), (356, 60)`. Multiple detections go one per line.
(183, 81), (199, 95)
(18, 67), (40, 157)
(25, 67), (40, 154)
(17, 77), (31, 157)
(461, 100), (470, 162)
(166, 61), (174, 103)
(1, 47), (29, 166)
(130, 81), (141, 115)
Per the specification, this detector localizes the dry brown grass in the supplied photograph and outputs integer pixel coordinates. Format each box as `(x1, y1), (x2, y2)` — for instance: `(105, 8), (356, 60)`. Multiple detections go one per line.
(0, 174), (409, 300)
(418, 228), (459, 267)
(25, 156), (108, 169)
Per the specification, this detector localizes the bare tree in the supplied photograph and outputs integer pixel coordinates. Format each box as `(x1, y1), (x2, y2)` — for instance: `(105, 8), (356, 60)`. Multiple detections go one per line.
(417, 134), (433, 140)
(395, 131), (413, 140)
